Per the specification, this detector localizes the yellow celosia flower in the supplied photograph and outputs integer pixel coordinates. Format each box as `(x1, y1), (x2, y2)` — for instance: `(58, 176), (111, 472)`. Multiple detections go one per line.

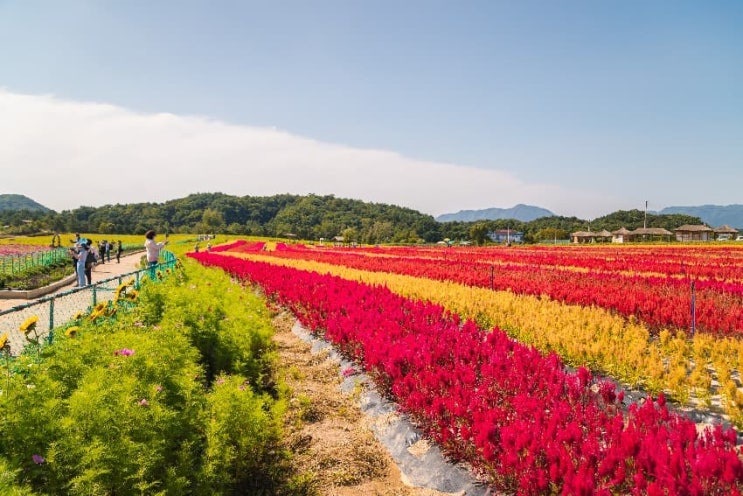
(19, 316), (39, 333)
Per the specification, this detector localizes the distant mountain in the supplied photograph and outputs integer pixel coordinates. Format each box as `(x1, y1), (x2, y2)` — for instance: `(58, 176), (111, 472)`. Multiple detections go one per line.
(436, 204), (555, 223)
(0, 194), (52, 212)
(658, 205), (743, 229)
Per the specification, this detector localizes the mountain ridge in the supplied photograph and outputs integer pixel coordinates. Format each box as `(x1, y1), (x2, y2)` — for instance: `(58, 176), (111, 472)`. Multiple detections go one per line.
(436, 204), (555, 223)
(657, 205), (743, 229)
(0, 194), (52, 212)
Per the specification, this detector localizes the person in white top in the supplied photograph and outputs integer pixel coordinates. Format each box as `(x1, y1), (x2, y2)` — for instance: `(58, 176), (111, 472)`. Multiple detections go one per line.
(144, 230), (168, 278)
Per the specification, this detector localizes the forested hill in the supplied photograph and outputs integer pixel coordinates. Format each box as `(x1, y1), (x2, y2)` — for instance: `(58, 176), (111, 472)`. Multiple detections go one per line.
(0, 193), (441, 243)
(0, 194), (51, 212)
(0, 193), (704, 244)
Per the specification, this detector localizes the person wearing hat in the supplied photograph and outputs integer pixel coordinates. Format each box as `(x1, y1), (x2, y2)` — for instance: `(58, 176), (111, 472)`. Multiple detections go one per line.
(69, 238), (90, 287)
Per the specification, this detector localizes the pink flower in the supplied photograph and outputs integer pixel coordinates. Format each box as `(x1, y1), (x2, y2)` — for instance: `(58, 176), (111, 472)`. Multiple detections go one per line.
(114, 348), (135, 356)
(139, 398), (149, 407)
(155, 385), (163, 393)
(342, 367), (357, 377)
(32, 454), (45, 465)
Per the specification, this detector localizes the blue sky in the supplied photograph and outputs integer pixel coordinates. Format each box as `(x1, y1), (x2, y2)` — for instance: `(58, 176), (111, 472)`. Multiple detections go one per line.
(1, 1), (741, 218)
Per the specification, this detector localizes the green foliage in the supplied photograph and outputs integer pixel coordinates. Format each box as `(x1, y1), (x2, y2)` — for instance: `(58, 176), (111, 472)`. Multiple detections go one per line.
(0, 259), (74, 290)
(139, 262), (277, 389)
(469, 223), (489, 246)
(0, 260), (293, 495)
(198, 375), (285, 495)
(0, 192), (443, 242)
(0, 457), (35, 495)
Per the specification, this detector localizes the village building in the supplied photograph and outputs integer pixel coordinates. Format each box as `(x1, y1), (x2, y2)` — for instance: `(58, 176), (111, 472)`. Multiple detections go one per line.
(488, 229), (524, 243)
(629, 227), (673, 242)
(612, 227), (632, 243)
(674, 225), (714, 242)
(714, 225), (739, 241)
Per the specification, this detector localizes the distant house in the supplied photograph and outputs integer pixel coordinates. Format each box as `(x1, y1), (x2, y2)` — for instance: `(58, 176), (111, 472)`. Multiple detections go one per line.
(571, 230), (612, 244)
(630, 227), (673, 242)
(714, 225), (739, 241)
(571, 231), (595, 244)
(488, 229), (524, 243)
(674, 225), (714, 242)
(612, 227), (632, 243)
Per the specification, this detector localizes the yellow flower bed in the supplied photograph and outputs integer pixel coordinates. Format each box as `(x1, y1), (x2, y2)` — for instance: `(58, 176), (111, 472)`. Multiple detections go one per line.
(228, 252), (743, 427)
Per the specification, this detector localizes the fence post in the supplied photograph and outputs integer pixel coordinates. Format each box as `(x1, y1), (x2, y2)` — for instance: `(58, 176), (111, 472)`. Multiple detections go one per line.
(92, 284), (97, 307)
(48, 297), (55, 345)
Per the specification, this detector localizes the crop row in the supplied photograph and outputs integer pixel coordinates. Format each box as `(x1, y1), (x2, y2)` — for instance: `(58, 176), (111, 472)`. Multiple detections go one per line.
(220, 247), (743, 428)
(241, 243), (743, 336)
(191, 251), (743, 495)
(338, 244), (743, 282)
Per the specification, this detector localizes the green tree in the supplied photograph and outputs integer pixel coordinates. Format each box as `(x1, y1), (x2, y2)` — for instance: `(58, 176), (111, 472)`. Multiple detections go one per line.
(469, 223), (489, 246)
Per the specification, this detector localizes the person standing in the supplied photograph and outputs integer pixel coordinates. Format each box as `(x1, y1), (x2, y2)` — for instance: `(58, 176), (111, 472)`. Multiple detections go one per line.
(106, 241), (112, 262)
(70, 239), (89, 287)
(144, 230), (168, 278)
(116, 240), (123, 263)
(84, 240), (96, 286)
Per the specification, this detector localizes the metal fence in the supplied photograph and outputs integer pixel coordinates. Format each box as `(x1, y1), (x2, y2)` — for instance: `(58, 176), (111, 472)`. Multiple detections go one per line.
(0, 247), (70, 275)
(0, 252), (177, 356)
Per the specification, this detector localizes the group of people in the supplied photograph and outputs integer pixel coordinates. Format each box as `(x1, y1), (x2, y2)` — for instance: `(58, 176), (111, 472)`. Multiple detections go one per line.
(69, 235), (124, 287)
(68, 231), (170, 288)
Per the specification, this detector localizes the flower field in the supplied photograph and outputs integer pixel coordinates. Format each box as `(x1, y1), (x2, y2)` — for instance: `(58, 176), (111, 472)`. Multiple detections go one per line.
(190, 242), (743, 494)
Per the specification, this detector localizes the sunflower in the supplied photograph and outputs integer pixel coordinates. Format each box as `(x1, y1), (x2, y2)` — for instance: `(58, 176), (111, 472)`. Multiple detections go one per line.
(72, 311), (84, 320)
(65, 326), (79, 338)
(0, 332), (9, 351)
(19, 316), (39, 334)
(114, 283), (128, 301)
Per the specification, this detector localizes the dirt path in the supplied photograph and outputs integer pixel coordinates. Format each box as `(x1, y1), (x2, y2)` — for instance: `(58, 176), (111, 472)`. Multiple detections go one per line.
(272, 311), (464, 496)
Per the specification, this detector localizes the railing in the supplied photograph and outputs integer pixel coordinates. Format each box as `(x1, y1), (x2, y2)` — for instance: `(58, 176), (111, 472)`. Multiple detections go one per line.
(0, 251), (177, 356)
(0, 247), (70, 275)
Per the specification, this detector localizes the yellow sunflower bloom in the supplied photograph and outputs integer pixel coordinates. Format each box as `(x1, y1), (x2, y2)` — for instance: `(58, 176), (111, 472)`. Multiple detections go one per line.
(65, 327), (79, 338)
(19, 316), (39, 333)
(0, 332), (8, 350)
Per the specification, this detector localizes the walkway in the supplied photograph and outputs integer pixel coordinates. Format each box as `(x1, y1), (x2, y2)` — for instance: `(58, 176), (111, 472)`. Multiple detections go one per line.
(0, 251), (144, 312)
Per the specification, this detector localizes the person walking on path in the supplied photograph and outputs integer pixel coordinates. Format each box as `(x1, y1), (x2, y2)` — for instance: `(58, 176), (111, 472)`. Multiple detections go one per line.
(144, 230), (168, 279)
(116, 240), (123, 263)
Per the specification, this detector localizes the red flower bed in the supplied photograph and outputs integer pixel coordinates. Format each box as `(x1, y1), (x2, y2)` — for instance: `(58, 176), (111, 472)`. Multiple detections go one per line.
(190, 251), (743, 495)
(247, 244), (743, 336)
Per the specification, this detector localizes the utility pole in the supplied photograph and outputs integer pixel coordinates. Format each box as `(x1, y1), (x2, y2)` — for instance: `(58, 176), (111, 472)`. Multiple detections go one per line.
(644, 200), (648, 229)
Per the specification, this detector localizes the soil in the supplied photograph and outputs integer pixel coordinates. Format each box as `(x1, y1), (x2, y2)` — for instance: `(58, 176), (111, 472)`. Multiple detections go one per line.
(273, 311), (459, 496)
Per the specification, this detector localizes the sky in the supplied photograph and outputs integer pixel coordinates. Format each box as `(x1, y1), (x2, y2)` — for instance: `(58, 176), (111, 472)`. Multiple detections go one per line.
(1, 1), (741, 219)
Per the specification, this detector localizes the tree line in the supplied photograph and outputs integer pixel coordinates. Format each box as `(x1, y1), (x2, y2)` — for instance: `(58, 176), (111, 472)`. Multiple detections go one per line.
(0, 192), (702, 244)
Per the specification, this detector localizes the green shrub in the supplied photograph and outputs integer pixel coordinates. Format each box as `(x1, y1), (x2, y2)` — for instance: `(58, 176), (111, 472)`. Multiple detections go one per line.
(197, 375), (286, 495)
(0, 259), (294, 495)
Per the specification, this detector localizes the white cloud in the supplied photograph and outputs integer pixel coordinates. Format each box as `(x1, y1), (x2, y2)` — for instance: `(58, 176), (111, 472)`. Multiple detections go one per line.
(0, 89), (620, 218)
